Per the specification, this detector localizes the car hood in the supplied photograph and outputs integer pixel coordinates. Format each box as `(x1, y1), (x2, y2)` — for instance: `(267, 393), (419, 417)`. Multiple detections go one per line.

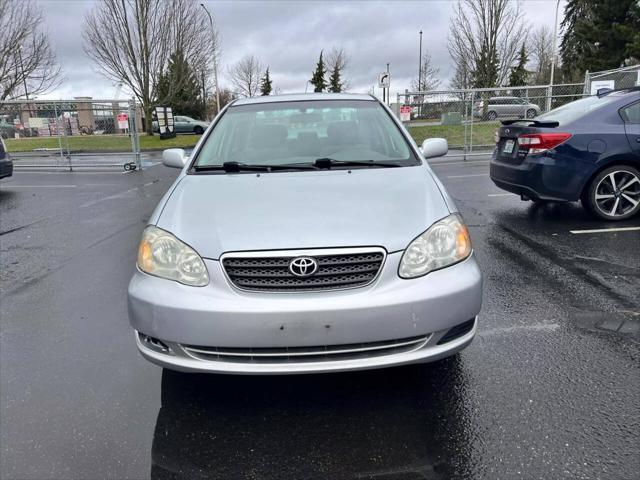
(156, 166), (450, 259)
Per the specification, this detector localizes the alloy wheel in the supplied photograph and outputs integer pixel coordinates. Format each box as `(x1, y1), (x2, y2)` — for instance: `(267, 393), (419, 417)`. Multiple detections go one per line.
(594, 169), (640, 217)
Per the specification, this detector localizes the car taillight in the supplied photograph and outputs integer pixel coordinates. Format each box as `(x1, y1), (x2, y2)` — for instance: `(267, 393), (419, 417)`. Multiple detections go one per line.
(517, 133), (572, 154)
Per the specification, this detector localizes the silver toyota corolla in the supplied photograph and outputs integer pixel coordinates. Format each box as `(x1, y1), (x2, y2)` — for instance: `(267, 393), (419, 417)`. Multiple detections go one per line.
(128, 93), (482, 374)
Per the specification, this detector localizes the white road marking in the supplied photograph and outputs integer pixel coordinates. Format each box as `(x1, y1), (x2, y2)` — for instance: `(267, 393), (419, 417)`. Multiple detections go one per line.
(11, 170), (127, 175)
(480, 323), (560, 337)
(569, 227), (640, 234)
(431, 160), (490, 166)
(446, 173), (489, 179)
(1, 184), (77, 188)
(488, 193), (516, 197)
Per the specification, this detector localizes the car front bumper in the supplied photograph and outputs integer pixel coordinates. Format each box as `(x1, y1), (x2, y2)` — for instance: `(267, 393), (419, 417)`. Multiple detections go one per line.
(127, 252), (483, 374)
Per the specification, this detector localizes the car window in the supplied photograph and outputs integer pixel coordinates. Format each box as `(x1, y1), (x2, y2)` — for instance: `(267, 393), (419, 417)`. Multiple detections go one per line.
(194, 100), (418, 168)
(621, 102), (640, 124)
(536, 94), (618, 126)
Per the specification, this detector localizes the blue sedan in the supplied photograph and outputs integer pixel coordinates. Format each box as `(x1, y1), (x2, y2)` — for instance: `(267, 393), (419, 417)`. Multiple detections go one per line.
(490, 87), (640, 220)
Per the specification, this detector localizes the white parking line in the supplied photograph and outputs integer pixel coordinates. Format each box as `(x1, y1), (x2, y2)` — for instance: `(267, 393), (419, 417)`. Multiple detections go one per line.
(570, 227), (640, 234)
(1, 184), (77, 188)
(446, 173), (489, 179)
(431, 160), (490, 166)
(488, 193), (516, 197)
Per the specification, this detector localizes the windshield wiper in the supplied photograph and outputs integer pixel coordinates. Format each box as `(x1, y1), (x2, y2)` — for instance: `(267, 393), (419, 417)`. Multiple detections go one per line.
(313, 158), (401, 169)
(194, 162), (317, 173)
(501, 119), (560, 127)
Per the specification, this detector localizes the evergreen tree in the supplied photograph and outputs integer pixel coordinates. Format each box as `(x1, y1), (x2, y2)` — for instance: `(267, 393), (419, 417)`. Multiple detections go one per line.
(328, 65), (342, 93)
(260, 67), (273, 96)
(471, 43), (499, 88)
(509, 44), (529, 87)
(560, 0), (640, 81)
(309, 51), (327, 93)
(156, 49), (204, 119)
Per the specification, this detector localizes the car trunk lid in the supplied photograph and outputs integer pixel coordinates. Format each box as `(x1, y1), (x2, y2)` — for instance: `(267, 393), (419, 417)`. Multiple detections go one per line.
(494, 120), (570, 164)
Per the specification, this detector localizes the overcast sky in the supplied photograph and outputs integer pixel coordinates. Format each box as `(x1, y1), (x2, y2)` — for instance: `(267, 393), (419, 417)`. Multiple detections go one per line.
(39, 0), (566, 100)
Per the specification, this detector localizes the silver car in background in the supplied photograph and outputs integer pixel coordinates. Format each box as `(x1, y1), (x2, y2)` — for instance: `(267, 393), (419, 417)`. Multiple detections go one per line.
(128, 93), (482, 374)
(474, 96), (541, 120)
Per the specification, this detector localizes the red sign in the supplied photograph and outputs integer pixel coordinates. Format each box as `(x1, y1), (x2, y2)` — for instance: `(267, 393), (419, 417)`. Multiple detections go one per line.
(400, 105), (411, 122)
(117, 113), (129, 129)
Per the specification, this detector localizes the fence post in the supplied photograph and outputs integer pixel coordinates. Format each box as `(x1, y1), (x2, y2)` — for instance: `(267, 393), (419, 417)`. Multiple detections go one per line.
(468, 90), (475, 157)
(128, 98), (141, 170)
(545, 85), (553, 112)
(53, 100), (71, 171)
(583, 70), (590, 94)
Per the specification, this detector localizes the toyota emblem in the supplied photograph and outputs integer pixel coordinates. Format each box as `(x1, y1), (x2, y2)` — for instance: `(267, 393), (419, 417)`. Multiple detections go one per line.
(289, 257), (319, 277)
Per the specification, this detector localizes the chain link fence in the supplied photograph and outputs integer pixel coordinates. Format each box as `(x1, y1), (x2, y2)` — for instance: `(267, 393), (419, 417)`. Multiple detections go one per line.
(396, 64), (639, 157)
(585, 64), (640, 93)
(0, 98), (142, 171)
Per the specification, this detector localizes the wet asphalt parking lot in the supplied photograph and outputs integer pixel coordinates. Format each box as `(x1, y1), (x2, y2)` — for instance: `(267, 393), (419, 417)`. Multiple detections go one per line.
(1, 156), (639, 480)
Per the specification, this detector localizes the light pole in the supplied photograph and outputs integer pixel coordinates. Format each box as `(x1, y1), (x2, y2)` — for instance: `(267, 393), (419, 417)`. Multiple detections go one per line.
(17, 45), (31, 119)
(547, 0), (561, 111)
(17, 46), (29, 101)
(200, 3), (221, 116)
(418, 30), (423, 91)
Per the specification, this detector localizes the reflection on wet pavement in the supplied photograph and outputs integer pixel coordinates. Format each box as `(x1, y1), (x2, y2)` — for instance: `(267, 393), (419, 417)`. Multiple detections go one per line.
(152, 360), (470, 480)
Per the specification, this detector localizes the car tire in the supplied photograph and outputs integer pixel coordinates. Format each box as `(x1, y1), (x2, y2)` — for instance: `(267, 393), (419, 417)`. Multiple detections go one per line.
(526, 109), (536, 119)
(583, 165), (640, 220)
(194, 126), (204, 135)
(487, 111), (497, 121)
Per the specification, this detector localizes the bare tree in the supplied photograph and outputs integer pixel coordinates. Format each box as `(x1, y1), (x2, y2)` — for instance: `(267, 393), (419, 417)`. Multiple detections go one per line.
(447, 0), (529, 88)
(410, 52), (441, 91)
(0, 0), (62, 100)
(228, 55), (262, 97)
(326, 47), (349, 90)
(530, 26), (553, 85)
(83, 0), (216, 133)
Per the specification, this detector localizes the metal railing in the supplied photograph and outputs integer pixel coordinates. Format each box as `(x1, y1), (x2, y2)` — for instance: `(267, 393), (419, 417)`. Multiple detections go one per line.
(0, 98), (141, 171)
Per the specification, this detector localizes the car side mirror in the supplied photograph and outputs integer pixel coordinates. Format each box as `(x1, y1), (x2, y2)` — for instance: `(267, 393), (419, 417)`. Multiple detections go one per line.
(421, 138), (448, 159)
(162, 148), (188, 169)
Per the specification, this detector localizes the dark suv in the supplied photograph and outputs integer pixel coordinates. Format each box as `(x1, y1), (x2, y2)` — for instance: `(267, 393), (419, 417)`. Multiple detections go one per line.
(0, 137), (13, 179)
(490, 88), (640, 220)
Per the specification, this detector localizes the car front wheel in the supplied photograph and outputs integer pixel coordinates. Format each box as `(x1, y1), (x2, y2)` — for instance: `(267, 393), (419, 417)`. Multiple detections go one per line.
(584, 165), (640, 220)
(526, 109), (536, 119)
(486, 111), (497, 121)
(194, 126), (204, 135)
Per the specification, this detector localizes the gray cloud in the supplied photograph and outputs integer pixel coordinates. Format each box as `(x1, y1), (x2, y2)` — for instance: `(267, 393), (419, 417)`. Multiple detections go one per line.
(38, 0), (565, 99)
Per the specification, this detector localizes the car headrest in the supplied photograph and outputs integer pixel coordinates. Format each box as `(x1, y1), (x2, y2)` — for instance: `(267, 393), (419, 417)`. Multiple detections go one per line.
(327, 121), (360, 145)
(250, 124), (288, 149)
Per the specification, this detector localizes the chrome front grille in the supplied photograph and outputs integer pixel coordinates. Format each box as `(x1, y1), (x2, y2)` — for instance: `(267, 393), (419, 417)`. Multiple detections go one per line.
(221, 247), (386, 292)
(182, 335), (429, 364)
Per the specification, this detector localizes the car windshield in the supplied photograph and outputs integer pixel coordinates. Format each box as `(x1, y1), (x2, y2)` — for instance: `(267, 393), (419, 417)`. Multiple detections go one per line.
(536, 94), (617, 126)
(193, 99), (418, 169)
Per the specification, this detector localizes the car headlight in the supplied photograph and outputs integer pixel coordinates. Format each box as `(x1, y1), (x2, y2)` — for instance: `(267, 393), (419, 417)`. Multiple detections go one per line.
(137, 225), (209, 286)
(399, 214), (472, 279)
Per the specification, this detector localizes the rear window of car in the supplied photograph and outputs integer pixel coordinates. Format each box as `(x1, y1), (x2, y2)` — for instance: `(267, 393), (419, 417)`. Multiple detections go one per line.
(536, 95), (617, 126)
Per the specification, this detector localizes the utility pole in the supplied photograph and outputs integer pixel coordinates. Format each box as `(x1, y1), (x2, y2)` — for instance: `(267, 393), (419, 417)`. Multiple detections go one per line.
(386, 62), (390, 106)
(200, 3), (221, 116)
(547, 0), (560, 111)
(17, 46), (31, 118)
(418, 30), (423, 91)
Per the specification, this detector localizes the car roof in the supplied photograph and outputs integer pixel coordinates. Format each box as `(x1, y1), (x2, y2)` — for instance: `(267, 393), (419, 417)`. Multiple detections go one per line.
(232, 92), (376, 106)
